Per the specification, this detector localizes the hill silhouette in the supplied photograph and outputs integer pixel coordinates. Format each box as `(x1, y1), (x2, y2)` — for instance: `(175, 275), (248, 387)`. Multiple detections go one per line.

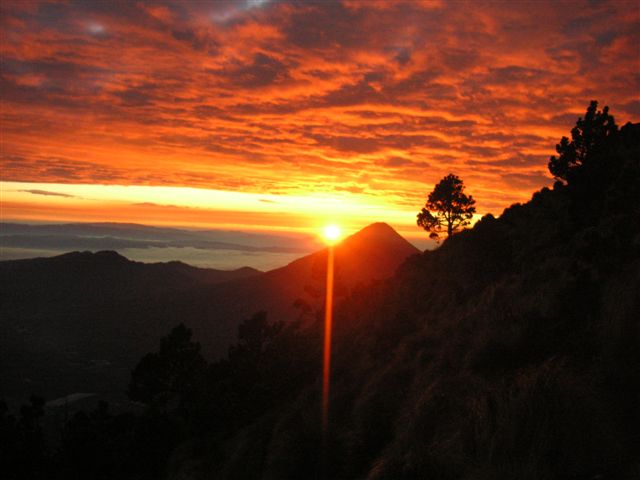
(211, 222), (419, 326)
(1, 250), (261, 301)
(0, 223), (418, 404)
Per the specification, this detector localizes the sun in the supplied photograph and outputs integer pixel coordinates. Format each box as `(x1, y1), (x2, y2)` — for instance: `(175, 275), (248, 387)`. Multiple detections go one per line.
(322, 224), (342, 244)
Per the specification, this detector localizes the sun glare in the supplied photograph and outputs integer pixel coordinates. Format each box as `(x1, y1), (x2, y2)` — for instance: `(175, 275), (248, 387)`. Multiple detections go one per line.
(322, 224), (342, 244)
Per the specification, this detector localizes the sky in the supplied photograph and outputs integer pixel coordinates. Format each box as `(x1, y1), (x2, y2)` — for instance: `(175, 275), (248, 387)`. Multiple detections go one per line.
(1, 0), (639, 241)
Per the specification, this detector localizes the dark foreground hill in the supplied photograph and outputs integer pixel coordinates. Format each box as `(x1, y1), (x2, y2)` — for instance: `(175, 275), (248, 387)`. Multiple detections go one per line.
(129, 119), (636, 479)
(155, 117), (636, 479)
(0, 223), (418, 404)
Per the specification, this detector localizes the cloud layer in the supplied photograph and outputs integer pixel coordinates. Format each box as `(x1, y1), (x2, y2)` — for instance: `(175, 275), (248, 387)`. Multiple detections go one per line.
(1, 0), (639, 216)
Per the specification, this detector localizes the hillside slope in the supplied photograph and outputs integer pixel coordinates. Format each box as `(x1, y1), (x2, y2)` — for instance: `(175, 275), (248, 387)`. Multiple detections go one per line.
(181, 121), (640, 479)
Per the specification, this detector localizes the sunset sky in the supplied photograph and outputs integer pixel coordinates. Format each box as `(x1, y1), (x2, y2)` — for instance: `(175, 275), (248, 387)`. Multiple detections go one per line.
(1, 0), (639, 240)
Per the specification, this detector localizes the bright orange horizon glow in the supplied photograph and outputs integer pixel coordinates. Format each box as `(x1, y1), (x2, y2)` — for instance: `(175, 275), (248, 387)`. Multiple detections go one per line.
(0, 180), (425, 238)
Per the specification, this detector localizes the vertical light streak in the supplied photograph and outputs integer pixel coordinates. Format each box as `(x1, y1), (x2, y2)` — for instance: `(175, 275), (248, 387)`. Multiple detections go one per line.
(322, 244), (335, 437)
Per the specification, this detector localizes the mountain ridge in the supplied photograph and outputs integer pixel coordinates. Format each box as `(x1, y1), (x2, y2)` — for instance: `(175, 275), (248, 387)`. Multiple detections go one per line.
(0, 222), (419, 404)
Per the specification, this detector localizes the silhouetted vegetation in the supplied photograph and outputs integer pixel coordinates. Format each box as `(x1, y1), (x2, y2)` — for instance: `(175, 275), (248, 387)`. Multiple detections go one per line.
(549, 100), (618, 185)
(129, 323), (207, 409)
(417, 173), (476, 241)
(2, 102), (639, 479)
(0, 396), (49, 480)
(1, 312), (319, 479)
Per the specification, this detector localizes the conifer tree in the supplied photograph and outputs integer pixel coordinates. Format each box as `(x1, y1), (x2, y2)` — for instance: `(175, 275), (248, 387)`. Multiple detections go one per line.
(417, 173), (476, 241)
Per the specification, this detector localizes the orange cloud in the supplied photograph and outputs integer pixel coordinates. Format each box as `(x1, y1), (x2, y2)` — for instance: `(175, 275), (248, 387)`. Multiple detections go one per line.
(1, 0), (638, 230)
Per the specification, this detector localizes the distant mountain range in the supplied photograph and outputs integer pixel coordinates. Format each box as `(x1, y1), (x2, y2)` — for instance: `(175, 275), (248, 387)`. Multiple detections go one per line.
(0, 222), (418, 405)
(0, 222), (322, 270)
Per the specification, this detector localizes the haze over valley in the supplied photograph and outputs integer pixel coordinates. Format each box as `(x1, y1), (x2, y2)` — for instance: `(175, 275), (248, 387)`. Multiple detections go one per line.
(0, 222), (327, 270)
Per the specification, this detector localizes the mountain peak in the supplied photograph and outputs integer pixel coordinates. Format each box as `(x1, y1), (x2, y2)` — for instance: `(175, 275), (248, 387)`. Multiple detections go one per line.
(58, 250), (130, 264)
(325, 222), (420, 284)
(350, 222), (399, 238)
(342, 223), (418, 253)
